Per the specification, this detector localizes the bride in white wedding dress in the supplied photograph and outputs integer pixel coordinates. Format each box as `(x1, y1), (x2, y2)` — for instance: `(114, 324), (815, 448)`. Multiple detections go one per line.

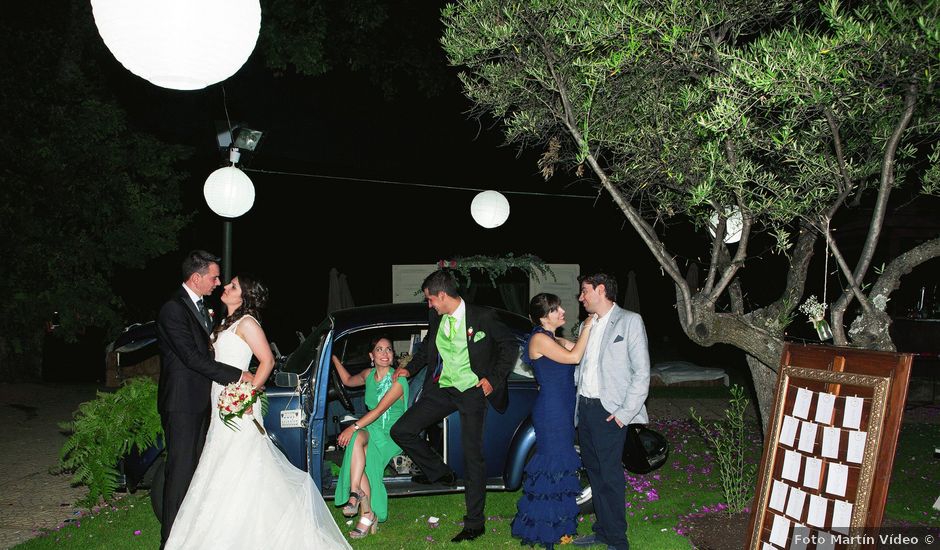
(165, 274), (352, 550)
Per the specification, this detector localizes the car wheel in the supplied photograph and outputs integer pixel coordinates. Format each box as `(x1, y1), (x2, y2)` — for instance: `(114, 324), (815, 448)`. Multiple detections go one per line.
(149, 457), (165, 523)
(575, 466), (594, 515)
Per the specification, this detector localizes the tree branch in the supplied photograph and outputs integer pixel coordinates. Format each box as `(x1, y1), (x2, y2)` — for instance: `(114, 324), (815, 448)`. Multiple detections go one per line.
(869, 236), (940, 301)
(532, 24), (692, 320)
(833, 82), (918, 316)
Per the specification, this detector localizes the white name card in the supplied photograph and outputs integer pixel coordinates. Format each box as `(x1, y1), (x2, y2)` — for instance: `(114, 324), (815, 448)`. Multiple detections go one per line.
(793, 387), (813, 419)
(807, 494), (829, 527)
(825, 463), (848, 497)
(803, 456), (823, 490)
(780, 415), (799, 448)
(846, 430), (867, 464)
(782, 449), (802, 482)
(769, 514), (791, 547)
(821, 426), (841, 459)
(769, 479), (789, 512)
(815, 392), (836, 424)
(786, 487), (807, 521)
(798, 421), (818, 453)
(842, 396), (863, 429)
(832, 500), (853, 535)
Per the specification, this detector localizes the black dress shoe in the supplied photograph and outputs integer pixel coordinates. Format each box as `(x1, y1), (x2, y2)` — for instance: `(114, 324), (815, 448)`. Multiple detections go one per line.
(411, 470), (457, 486)
(451, 526), (484, 543)
(411, 472), (434, 484)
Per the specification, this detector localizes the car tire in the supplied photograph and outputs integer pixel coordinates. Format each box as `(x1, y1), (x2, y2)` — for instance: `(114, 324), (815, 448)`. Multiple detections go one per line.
(575, 469), (595, 515)
(149, 457), (165, 524)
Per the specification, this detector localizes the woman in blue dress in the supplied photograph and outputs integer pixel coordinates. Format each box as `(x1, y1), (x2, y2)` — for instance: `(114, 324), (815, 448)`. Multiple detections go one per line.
(512, 293), (595, 549)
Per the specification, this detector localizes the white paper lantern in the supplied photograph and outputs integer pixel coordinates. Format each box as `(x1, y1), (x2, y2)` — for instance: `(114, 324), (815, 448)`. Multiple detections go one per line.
(91, 0), (261, 90)
(707, 207), (743, 244)
(204, 166), (255, 218)
(470, 190), (510, 228)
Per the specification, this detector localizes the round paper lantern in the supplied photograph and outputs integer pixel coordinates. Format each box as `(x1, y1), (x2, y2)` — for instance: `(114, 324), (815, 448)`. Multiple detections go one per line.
(91, 0), (261, 90)
(470, 190), (510, 228)
(708, 207), (743, 243)
(204, 166), (255, 218)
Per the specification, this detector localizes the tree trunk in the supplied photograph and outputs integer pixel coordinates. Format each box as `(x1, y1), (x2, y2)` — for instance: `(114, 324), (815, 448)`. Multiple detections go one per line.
(677, 298), (783, 435)
(744, 353), (777, 436)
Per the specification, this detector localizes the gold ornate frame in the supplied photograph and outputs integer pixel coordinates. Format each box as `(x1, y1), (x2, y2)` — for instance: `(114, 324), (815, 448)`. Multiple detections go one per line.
(748, 365), (891, 550)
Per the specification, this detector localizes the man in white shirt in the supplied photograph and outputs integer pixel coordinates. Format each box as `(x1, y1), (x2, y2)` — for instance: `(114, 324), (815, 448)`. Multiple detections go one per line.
(572, 273), (650, 550)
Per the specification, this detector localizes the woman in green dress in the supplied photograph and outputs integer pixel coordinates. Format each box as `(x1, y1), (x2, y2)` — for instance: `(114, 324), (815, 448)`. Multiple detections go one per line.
(332, 336), (409, 539)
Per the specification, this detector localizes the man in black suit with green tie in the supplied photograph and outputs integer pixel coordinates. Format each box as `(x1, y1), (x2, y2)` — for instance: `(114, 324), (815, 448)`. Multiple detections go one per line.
(391, 269), (517, 543)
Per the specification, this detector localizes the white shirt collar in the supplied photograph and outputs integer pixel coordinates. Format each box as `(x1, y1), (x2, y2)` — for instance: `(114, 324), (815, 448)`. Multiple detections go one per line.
(594, 304), (615, 325)
(181, 283), (202, 306)
(450, 298), (466, 328)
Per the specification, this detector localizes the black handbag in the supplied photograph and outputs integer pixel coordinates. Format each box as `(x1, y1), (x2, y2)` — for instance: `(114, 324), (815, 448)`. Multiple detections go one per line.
(622, 424), (669, 474)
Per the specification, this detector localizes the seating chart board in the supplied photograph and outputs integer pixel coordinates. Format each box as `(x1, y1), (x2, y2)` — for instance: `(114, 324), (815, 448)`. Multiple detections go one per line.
(746, 344), (912, 550)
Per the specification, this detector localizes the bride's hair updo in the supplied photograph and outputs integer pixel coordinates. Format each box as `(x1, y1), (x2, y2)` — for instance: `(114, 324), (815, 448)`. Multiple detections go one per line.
(213, 273), (268, 340)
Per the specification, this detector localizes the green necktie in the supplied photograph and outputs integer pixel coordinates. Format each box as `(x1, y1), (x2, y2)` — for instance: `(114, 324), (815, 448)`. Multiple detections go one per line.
(446, 314), (457, 341)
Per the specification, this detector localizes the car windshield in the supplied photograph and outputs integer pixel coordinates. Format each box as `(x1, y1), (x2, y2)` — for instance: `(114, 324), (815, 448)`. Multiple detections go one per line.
(282, 317), (331, 375)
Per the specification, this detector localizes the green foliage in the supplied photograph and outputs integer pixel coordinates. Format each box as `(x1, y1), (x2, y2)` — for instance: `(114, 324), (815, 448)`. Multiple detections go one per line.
(0, 4), (189, 376)
(58, 378), (163, 507)
(259, 0), (451, 98)
(442, 0), (940, 361)
(690, 385), (757, 515)
(443, 0), (938, 235)
(439, 253), (554, 287)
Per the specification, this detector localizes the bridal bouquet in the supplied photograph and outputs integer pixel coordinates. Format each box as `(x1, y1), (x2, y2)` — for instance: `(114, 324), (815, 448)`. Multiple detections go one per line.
(218, 381), (268, 435)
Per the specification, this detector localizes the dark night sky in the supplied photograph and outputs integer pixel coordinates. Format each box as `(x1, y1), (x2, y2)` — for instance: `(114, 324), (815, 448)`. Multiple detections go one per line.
(105, 46), (683, 353)
(98, 11), (938, 363)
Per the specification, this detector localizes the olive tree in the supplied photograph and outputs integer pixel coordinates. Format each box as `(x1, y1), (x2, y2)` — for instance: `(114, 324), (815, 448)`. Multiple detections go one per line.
(442, 0), (940, 428)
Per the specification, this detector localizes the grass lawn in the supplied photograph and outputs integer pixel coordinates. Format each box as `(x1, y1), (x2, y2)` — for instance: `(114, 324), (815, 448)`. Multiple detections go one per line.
(17, 416), (938, 549)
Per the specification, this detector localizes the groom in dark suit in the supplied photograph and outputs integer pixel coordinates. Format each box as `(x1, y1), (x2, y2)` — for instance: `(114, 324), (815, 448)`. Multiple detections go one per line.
(391, 269), (516, 543)
(156, 250), (249, 547)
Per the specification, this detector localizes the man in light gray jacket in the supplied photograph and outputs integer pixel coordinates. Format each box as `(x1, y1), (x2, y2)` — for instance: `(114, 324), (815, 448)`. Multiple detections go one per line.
(572, 273), (650, 550)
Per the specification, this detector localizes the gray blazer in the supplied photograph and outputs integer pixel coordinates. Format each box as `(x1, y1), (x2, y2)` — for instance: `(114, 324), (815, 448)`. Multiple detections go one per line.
(575, 304), (650, 426)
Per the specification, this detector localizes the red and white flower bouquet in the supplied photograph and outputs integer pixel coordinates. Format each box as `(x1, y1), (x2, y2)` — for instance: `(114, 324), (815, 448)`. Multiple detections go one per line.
(217, 381), (268, 435)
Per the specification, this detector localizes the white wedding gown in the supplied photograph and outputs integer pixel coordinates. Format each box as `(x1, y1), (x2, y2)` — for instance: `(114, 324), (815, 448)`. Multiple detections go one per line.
(165, 317), (352, 549)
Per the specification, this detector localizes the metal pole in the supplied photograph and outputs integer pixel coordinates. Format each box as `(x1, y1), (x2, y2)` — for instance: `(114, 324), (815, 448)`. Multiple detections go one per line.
(223, 220), (233, 282)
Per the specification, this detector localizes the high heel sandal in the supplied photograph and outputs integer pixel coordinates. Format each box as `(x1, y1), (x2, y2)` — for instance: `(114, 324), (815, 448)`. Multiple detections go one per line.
(349, 510), (377, 539)
(341, 490), (363, 517)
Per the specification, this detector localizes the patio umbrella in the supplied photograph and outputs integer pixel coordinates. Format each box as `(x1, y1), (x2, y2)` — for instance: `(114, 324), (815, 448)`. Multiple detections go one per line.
(327, 268), (355, 314)
(686, 262), (700, 292)
(624, 270), (641, 313)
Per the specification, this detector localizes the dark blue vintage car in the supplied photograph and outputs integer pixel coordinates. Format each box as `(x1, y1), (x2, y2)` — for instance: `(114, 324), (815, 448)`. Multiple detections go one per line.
(144, 302), (595, 519)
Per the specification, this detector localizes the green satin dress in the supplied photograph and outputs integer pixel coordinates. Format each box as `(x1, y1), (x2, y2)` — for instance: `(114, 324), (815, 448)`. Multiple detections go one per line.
(334, 369), (409, 522)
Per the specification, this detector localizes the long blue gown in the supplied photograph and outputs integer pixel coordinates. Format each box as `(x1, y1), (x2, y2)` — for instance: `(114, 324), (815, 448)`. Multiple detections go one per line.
(511, 327), (581, 548)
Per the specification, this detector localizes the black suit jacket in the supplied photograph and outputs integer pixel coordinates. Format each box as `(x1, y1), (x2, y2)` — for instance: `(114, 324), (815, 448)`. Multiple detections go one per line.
(405, 303), (517, 413)
(156, 287), (242, 415)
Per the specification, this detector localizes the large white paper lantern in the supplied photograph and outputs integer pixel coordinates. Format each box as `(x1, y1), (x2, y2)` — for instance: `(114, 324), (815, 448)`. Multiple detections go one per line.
(707, 207), (743, 243)
(204, 166), (255, 218)
(470, 190), (510, 228)
(91, 0), (261, 90)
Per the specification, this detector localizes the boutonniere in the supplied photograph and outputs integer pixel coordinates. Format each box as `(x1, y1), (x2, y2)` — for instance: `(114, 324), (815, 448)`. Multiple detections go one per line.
(473, 330), (486, 342)
(208, 308), (215, 321)
(467, 326), (474, 338)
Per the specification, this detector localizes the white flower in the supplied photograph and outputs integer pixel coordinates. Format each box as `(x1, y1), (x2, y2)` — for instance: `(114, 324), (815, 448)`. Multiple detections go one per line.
(799, 295), (827, 322)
